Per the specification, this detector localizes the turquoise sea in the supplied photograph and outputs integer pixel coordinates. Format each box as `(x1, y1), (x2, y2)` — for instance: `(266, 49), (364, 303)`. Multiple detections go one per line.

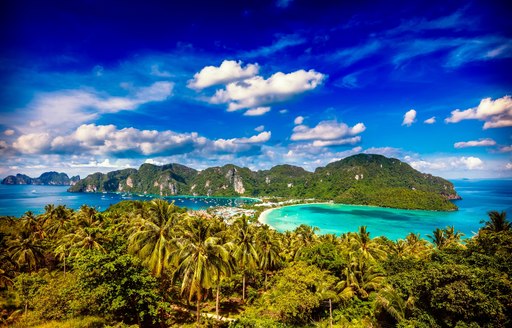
(0, 185), (257, 217)
(260, 179), (512, 240)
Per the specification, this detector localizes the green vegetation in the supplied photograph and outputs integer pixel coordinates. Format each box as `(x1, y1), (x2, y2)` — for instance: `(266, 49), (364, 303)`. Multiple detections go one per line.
(2, 202), (508, 327)
(69, 154), (459, 210)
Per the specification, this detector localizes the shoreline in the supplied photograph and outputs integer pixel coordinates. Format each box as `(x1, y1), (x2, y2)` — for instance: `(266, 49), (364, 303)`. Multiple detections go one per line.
(257, 201), (459, 230)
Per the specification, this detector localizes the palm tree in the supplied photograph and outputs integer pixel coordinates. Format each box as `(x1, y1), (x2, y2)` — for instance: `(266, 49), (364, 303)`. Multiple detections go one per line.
(428, 226), (464, 249)
(232, 215), (259, 302)
(483, 211), (510, 232)
(44, 204), (72, 237)
(20, 211), (46, 240)
(128, 199), (182, 277)
(175, 215), (231, 323)
(444, 226), (464, 247)
(62, 226), (109, 257)
(374, 286), (415, 323)
(7, 230), (45, 272)
(256, 225), (282, 288)
(292, 224), (319, 258)
(427, 228), (446, 249)
(337, 251), (384, 301)
(350, 226), (387, 261)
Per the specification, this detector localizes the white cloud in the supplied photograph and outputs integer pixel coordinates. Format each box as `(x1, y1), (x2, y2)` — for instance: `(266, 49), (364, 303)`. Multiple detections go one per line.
(13, 133), (51, 154)
(237, 131), (271, 144)
(294, 116), (304, 125)
(291, 120), (365, 147)
(8, 123), (273, 159)
(210, 69), (325, 111)
(445, 95), (512, 129)
(424, 116), (436, 124)
(402, 109), (417, 127)
(279, 109), (289, 114)
(407, 156), (484, 171)
(458, 156), (484, 169)
(3, 129), (15, 136)
(15, 81), (173, 134)
(188, 60), (259, 90)
(506, 163), (512, 170)
(254, 125), (265, 132)
(454, 138), (496, 148)
(243, 106), (271, 116)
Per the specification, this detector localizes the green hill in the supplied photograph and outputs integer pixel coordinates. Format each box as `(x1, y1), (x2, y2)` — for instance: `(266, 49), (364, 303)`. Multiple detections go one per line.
(68, 154), (460, 210)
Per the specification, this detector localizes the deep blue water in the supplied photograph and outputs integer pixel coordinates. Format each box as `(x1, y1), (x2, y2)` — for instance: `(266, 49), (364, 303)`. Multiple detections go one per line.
(260, 179), (512, 240)
(0, 185), (257, 217)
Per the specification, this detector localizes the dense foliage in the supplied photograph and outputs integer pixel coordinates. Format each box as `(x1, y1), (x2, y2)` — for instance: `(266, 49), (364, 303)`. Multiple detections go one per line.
(69, 154), (459, 210)
(1, 202), (509, 327)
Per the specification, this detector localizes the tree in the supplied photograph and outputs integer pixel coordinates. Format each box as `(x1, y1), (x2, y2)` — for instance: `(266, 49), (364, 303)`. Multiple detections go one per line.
(7, 230), (45, 272)
(128, 199), (182, 277)
(482, 211), (510, 233)
(266, 262), (338, 325)
(232, 215), (259, 302)
(256, 225), (282, 288)
(175, 215), (231, 323)
(349, 226), (387, 261)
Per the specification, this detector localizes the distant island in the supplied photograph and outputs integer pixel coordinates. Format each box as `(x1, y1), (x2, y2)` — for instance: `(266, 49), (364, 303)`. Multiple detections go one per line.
(1, 172), (80, 186)
(69, 154), (460, 211)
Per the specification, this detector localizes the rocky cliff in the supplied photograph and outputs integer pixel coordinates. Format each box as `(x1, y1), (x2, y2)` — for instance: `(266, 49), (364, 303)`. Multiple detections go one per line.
(68, 154), (460, 210)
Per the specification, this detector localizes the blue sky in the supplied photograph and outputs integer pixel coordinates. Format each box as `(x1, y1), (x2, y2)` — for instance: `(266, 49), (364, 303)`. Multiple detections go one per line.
(0, 0), (511, 179)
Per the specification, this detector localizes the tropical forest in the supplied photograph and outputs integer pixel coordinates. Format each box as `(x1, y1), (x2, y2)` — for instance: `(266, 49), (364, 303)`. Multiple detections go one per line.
(0, 200), (510, 327)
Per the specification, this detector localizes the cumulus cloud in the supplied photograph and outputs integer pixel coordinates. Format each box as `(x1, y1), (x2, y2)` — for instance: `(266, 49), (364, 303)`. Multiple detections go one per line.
(445, 95), (512, 129)
(13, 133), (52, 154)
(210, 69), (325, 111)
(243, 107), (271, 116)
(291, 120), (365, 147)
(294, 116), (304, 125)
(458, 156), (484, 169)
(506, 163), (512, 170)
(3, 129), (15, 136)
(9, 123), (272, 158)
(237, 131), (271, 144)
(454, 138), (496, 148)
(188, 60), (259, 90)
(424, 116), (436, 124)
(16, 81), (173, 134)
(402, 109), (417, 127)
(254, 125), (265, 132)
(279, 109), (289, 114)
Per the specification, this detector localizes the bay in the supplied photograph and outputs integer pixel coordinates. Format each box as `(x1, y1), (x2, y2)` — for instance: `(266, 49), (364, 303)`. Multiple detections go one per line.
(0, 184), (257, 217)
(260, 179), (512, 240)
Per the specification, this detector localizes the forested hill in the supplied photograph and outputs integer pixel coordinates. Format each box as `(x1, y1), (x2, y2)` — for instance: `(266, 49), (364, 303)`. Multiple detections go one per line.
(69, 154), (460, 210)
(2, 172), (80, 186)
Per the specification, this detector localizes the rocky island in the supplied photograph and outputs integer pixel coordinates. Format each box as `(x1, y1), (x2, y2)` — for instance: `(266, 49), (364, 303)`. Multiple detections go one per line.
(69, 154), (460, 211)
(2, 172), (80, 186)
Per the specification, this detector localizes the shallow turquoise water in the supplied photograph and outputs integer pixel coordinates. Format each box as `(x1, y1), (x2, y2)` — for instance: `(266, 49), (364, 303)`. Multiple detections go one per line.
(260, 179), (512, 240)
(0, 185), (257, 217)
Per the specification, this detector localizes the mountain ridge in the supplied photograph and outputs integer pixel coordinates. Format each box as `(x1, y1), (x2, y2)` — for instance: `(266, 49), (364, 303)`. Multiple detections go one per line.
(68, 154), (460, 211)
(1, 172), (80, 186)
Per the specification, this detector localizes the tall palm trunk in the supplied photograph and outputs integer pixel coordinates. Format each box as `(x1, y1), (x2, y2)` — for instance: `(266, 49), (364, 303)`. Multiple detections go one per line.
(242, 273), (246, 302)
(216, 282), (221, 319)
(196, 289), (201, 323)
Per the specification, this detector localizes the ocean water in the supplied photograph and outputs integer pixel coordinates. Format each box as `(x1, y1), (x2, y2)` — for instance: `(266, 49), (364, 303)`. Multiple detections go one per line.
(0, 185), (258, 217)
(260, 179), (512, 240)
